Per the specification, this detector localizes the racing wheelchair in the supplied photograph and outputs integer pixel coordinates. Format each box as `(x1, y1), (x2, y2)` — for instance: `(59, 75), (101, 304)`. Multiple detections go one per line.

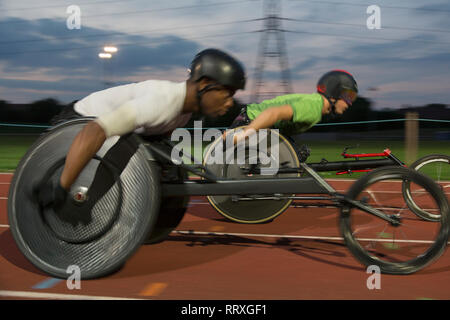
(7, 119), (450, 279)
(204, 127), (449, 224)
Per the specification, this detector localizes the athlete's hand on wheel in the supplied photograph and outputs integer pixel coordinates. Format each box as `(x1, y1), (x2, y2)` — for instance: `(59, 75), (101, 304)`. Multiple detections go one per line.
(222, 127), (252, 145)
(33, 179), (68, 210)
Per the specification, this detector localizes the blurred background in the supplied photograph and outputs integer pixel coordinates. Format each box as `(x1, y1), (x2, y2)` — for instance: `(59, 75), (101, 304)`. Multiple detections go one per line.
(0, 0), (449, 171)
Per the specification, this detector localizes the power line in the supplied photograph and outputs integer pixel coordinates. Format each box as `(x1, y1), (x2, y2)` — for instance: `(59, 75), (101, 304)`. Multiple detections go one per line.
(0, 0), (133, 12)
(5, 0), (445, 14)
(2, 24), (448, 56)
(83, 0), (255, 19)
(286, 29), (450, 45)
(284, 17), (450, 34)
(0, 0), (259, 25)
(0, 18), (260, 46)
(2, 15), (448, 47)
(287, 0), (450, 13)
(0, 30), (255, 56)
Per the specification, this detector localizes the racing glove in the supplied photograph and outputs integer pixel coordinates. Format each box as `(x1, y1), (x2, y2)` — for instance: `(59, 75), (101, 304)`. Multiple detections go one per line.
(33, 179), (68, 210)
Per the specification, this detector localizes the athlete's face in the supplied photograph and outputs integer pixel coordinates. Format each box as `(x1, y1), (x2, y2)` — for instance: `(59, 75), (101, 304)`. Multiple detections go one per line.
(198, 80), (236, 117)
(334, 99), (350, 114)
(335, 89), (357, 114)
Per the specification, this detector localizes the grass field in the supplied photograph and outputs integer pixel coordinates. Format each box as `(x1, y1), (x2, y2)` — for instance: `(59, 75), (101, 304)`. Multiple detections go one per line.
(1, 134), (448, 180)
(0, 135), (39, 171)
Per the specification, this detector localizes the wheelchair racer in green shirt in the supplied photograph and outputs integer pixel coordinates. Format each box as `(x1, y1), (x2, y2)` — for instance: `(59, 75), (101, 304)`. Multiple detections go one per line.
(228, 70), (358, 143)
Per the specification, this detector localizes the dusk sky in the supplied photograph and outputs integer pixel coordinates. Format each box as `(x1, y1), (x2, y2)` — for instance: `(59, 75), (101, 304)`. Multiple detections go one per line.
(1, 0), (449, 110)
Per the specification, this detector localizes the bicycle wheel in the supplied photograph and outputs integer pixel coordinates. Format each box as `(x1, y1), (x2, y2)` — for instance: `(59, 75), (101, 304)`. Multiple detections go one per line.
(340, 166), (449, 275)
(403, 154), (450, 221)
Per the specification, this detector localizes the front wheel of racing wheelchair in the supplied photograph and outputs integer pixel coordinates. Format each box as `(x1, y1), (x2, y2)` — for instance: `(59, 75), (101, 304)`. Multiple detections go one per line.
(340, 166), (449, 274)
(403, 153), (450, 222)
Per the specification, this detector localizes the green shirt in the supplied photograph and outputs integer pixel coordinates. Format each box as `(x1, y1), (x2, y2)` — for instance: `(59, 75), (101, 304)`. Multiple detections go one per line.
(246, 93), (323, 136)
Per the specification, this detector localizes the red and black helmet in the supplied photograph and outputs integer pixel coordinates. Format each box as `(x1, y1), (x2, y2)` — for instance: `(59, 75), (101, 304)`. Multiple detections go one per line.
(317, 70), (358, 106)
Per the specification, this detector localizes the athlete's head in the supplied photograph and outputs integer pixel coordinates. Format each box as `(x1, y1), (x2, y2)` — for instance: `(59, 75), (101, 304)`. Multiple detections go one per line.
(317, 70), (358, 115)
(189, 48), (246, 117)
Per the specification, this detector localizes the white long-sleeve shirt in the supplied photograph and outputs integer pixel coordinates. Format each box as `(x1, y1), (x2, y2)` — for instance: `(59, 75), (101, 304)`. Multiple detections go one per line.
(74, 80), (192, 137)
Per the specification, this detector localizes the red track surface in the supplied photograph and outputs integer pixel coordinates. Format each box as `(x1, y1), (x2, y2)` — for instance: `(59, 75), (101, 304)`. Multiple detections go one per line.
(1, 172), (449, 300)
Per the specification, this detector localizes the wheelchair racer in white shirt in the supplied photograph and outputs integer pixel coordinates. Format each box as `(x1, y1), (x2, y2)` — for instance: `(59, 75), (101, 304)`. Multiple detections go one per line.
(36, 48), (246, 210)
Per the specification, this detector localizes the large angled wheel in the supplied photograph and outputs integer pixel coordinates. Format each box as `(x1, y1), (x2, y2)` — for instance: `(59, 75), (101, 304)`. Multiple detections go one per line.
(8, 118), (161, 279)
(340, 166), (449, 274)
(203, 128), (300, 223)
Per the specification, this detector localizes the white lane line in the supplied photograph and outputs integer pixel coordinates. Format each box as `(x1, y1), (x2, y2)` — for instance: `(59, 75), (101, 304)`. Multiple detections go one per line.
(326, 178), (450, 183)
(291, 205), (337, 209)
(1, 221), (445, 244)
(174, 230), (344, 242)
(173, 230), (449, 245)
(290, 205), (441, 212)
(0, 290), (146, 300)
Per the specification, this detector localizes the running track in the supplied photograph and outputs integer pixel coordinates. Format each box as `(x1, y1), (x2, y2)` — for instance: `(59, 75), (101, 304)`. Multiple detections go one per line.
(1, 172), (450, 300)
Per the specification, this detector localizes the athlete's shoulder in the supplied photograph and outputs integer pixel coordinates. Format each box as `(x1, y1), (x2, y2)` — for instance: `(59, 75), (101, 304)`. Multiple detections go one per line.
(282, 92), (320, 106)
(290, 92), (321, 100)
(127, 80), (185, 101)
(135, 79), (185, 89)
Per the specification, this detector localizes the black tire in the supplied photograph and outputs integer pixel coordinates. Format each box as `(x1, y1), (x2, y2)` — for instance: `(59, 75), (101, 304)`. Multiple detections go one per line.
(340, 166), (449, 275)
(403, 154), (450, 221)
(203, 127), (300, 223)
(8, 119), (161, 279)
(144, 196), (189, 244)
(145, 168), (189, 244)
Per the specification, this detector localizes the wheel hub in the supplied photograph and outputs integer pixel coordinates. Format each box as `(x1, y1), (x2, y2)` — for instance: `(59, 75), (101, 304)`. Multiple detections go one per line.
(72, 186), (89, 204)
(388, 214), (402, 227)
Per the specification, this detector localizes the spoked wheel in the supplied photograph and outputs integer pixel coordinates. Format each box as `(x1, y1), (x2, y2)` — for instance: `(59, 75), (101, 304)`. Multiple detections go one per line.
(340, 166), (449, 275)
(203, 128), (300, 223)
(403, 154), (450, 221)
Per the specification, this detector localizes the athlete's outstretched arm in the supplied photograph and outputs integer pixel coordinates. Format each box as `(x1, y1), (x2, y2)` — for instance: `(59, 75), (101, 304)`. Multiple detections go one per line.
(59, 121), (106, 190)
(59, 102), (138, 190)
(230, 105), (294, 143)
(247, 105), (293, 131)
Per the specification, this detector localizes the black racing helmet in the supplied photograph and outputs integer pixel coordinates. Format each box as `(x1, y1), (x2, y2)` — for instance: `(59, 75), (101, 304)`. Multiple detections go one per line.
(317, 70), (358, 105)
(189, 48), (246, 91)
